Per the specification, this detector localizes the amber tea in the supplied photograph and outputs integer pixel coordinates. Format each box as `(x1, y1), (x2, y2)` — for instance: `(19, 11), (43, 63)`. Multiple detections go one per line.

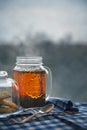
(13, 70), (46, 108)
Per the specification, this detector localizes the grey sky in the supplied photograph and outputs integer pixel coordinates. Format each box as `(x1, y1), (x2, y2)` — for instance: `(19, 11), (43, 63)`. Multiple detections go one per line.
(0, 0), (87, 42)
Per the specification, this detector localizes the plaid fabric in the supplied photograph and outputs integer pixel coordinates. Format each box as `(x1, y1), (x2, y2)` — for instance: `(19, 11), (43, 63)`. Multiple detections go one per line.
(0, 97), (87, 130)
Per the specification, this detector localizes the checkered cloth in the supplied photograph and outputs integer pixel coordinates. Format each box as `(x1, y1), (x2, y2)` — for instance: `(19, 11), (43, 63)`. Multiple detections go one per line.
(0, 97), (87, 130)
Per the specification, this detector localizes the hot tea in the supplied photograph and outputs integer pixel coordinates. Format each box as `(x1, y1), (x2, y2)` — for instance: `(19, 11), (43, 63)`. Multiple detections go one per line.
(13, 70), (46, 108)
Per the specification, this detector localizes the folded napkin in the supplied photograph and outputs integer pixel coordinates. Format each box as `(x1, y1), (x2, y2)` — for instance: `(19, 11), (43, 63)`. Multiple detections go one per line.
(47, 97), (79, 112)
(1, 97), (87, 130)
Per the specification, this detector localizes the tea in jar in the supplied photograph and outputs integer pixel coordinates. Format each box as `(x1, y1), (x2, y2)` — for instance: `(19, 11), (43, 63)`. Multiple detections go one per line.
(13, 57), (52, 108)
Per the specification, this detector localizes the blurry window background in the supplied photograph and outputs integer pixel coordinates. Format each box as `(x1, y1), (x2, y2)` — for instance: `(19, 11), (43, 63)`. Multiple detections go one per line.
(0, 0), (87, 102)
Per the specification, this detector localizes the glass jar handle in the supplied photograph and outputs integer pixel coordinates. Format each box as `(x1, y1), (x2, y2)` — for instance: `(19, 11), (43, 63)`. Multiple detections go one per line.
(44, 66), (52, 100)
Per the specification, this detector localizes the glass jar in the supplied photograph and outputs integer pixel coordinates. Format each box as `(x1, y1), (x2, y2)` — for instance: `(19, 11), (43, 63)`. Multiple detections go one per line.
(13, 56), (52, 108)
(0, 71), (19, 114)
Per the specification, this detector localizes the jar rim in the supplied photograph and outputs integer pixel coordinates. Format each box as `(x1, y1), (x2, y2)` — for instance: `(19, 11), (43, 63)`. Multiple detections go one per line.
(16, 56), (43, 65)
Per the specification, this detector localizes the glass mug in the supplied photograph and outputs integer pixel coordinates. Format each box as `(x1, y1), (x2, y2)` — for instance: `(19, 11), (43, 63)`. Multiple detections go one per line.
(13, 57), (52, 108)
